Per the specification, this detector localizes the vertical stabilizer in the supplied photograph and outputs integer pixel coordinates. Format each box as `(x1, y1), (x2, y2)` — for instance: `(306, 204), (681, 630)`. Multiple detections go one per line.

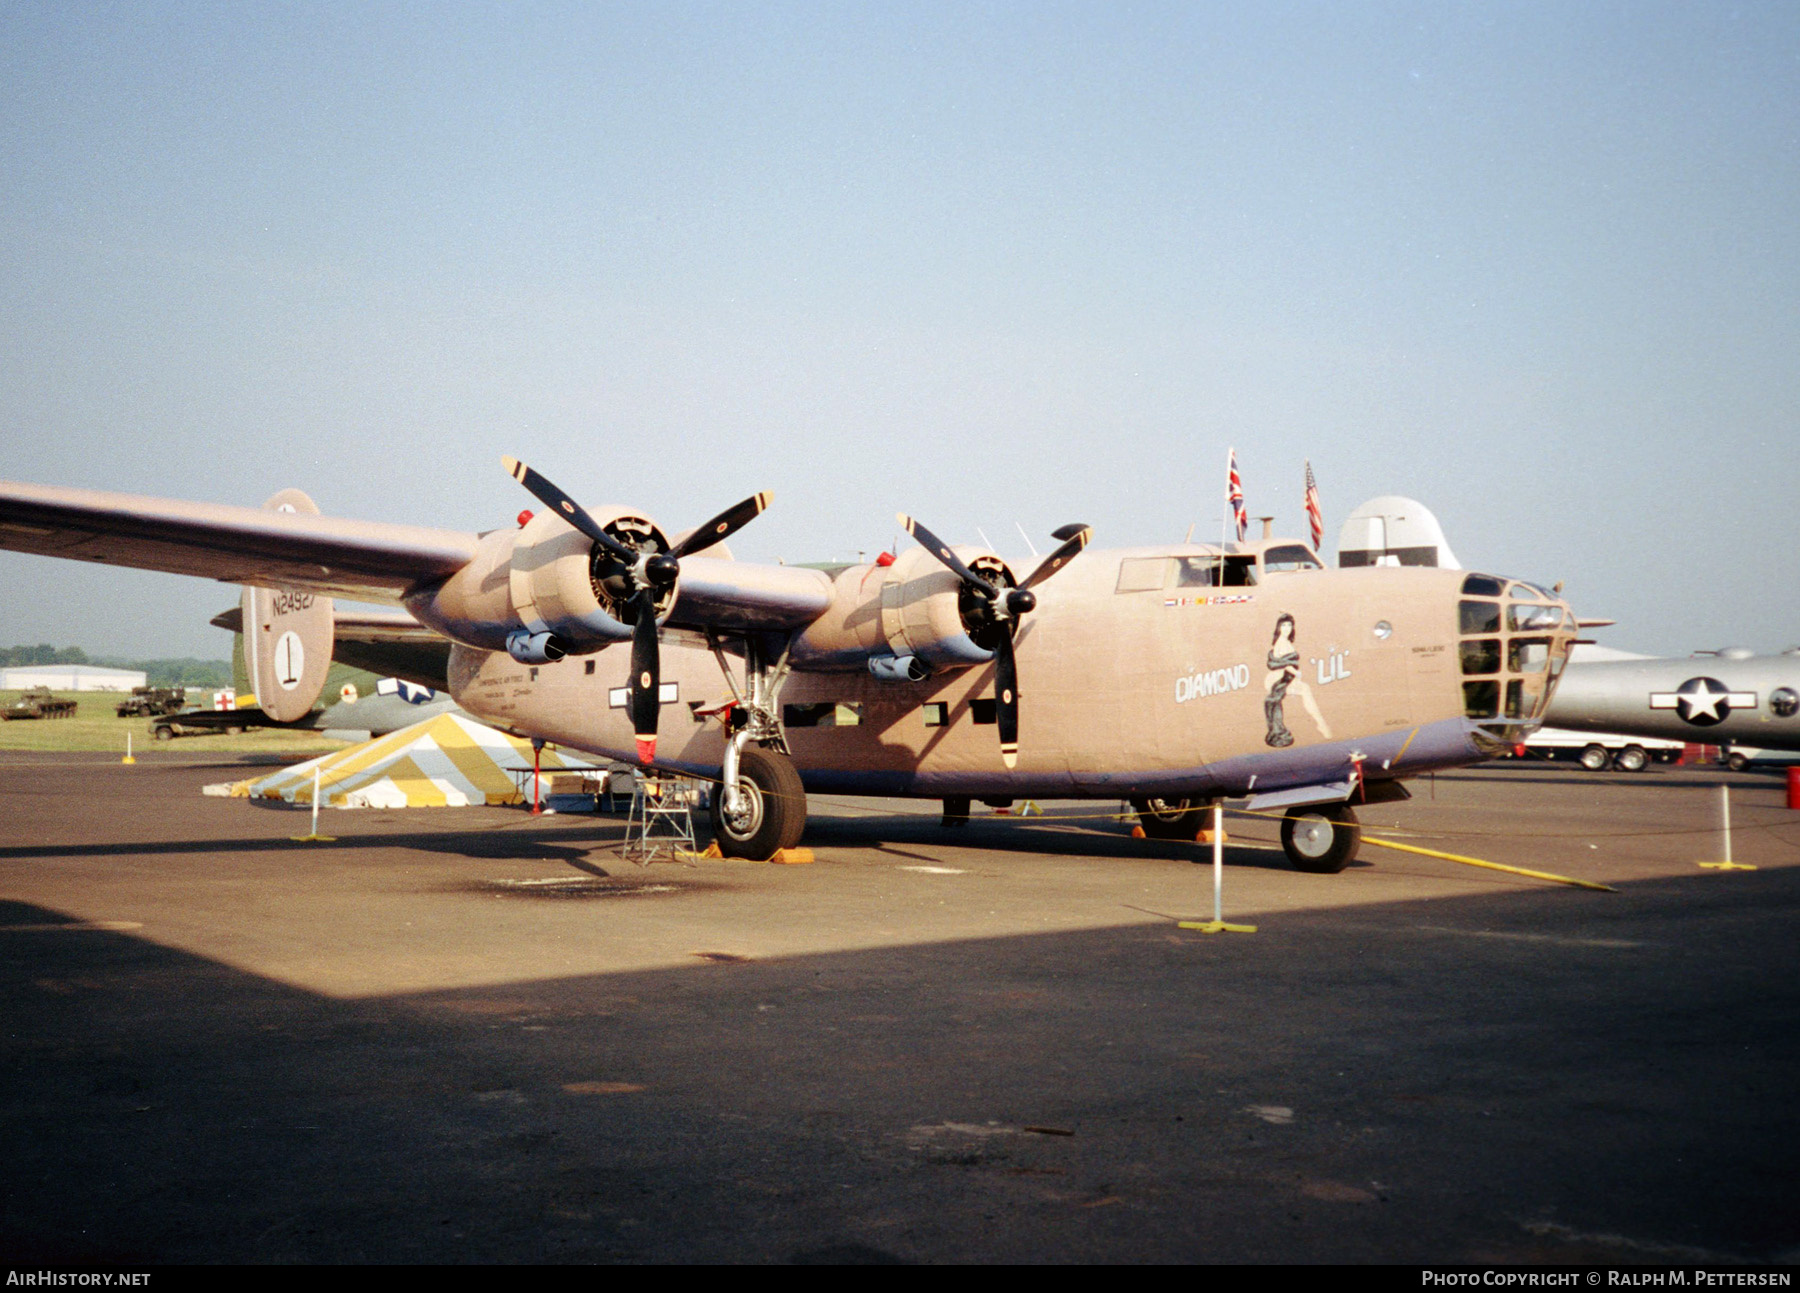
(1336, 496), (1460, 570)
(243, 489), (335, 721)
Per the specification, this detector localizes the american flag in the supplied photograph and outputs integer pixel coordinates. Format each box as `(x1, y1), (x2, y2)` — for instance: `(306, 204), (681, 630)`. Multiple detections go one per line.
(1226, 448), (1247, 542)
(1304, 459), (1323, 551)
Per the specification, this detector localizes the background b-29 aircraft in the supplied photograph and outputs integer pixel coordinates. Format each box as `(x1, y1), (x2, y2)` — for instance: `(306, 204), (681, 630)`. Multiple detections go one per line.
(0, 462), (1583, 870)
(1335, 495), (1800, 759)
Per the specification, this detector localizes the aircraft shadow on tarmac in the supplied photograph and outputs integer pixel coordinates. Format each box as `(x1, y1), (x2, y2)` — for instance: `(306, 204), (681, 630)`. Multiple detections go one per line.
(800, 809), (1318, 872)
(0, 825), (621, 867)
(0, 806), (1357, 874)
(1, 865), (1797, 1266)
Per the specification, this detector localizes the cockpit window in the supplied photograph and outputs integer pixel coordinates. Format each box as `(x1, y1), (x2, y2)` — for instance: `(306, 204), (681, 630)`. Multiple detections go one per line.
(1463, 680), (1500, 718)
(1115, 557), (1173, 593)
(1220, 556), (1258, 587)
(1174, 557), (1215, 587)
(1461, 574), (1506, 596)
(1508, 604), (1562, 632)
(1459, 600), (1501, 634)
(1262, 544), (1321, 573)
(1509, 638), (1551, 672)
(1117, 553), (1257, 591)
(1508, 580), (1558, 602)
(1460, 639), (1501, 675)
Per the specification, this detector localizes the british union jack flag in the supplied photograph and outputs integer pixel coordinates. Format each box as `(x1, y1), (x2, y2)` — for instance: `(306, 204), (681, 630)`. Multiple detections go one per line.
(1227, 449), (1247, 542)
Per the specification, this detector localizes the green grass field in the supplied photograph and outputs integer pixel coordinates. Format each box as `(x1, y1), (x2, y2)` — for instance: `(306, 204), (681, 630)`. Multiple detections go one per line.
(0, 690), (342, 755)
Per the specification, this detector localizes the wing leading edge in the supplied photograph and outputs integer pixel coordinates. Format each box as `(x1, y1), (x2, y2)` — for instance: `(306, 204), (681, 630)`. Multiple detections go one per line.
(1, 478), (834, 645)
(0, 480), (480, 603)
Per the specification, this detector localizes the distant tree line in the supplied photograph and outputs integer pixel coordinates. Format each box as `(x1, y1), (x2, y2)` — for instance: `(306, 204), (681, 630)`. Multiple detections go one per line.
(0, 644), (89, 667)
(2, 645), (231, 688)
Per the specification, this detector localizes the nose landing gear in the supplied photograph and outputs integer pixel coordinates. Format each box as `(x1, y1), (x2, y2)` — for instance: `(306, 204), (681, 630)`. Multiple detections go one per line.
(1280, 803), (1361, 873)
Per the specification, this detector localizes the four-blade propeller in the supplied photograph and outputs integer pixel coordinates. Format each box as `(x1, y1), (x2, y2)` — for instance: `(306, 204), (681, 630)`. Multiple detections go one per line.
(504, 456), (770, 764)
(503, 458), (1087, 772)
(897, 513), (1091, 768)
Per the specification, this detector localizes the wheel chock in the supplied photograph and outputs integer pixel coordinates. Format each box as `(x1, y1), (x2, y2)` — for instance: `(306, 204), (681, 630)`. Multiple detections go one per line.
(1130, 826), (1146, 839)
(694, 843), (811, 864)
(1195, 828), (1226, 845)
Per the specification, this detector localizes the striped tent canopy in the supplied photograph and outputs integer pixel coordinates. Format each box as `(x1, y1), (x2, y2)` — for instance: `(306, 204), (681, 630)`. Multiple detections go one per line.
(220, 712), (597, 808)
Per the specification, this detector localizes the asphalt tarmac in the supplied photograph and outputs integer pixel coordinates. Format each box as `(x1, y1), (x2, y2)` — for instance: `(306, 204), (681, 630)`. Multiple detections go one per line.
(1, 753), (1796, 1264)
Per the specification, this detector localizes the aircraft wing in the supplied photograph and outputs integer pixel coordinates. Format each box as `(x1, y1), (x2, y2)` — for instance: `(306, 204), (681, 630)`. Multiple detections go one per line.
(3, 478), (833, 653)
(0, 480), (479, 603)
(665, 556), (834, 632)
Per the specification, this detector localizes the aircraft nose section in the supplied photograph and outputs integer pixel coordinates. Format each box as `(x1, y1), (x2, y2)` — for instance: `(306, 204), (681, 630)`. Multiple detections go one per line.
(1455, 574), (1582, 731)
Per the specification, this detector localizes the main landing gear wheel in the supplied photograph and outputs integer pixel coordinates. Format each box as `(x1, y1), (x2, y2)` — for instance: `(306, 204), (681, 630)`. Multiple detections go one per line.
(1280, 804), (1360, 874)
(1131, 797), (1207, 840)
(710, 748), (806, 860)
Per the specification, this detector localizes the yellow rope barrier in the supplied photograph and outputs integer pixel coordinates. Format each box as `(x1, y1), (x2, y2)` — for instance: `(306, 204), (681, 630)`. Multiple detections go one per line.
(507, 764), (1790, 879)
(1355, 835), (1616, 892)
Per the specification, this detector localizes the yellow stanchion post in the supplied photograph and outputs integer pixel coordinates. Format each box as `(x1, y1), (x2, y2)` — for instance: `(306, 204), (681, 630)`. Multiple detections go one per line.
(291, 765), (336, 843)
(121, 732), (134, 765)
(1179, 804), (1257, 934)
(1699, 782), (1756, 871)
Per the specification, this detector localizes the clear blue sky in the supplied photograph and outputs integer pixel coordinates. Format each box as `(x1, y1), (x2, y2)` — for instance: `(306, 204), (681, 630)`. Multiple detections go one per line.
(2, 2), (1795, 658)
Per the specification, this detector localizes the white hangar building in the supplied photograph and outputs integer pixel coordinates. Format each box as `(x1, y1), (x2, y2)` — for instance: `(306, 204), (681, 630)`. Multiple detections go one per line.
(0, 664), (147, 691)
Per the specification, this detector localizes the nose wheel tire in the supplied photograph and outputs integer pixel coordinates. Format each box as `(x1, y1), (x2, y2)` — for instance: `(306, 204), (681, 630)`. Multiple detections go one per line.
(1131, 797), (1207, 840)
(709, 748), (806, 860)
(1280, 804), (1360, 874)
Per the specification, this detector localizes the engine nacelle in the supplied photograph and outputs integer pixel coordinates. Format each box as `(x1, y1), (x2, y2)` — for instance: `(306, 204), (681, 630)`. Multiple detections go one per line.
(790, 544), (1011, 672)
(408, 506), (677, 658)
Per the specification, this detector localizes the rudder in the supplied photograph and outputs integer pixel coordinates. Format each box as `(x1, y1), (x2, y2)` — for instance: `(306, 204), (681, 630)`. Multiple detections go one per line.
(242, 488), (335, 722)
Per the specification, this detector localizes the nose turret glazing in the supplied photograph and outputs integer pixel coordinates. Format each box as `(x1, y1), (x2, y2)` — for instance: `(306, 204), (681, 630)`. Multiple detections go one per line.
(1455, 573), (1578, 739)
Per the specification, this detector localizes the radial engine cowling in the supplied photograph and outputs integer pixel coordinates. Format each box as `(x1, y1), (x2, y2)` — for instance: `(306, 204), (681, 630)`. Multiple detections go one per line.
(790, 544), (1014, 672)
(409, 508), (676, 660)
